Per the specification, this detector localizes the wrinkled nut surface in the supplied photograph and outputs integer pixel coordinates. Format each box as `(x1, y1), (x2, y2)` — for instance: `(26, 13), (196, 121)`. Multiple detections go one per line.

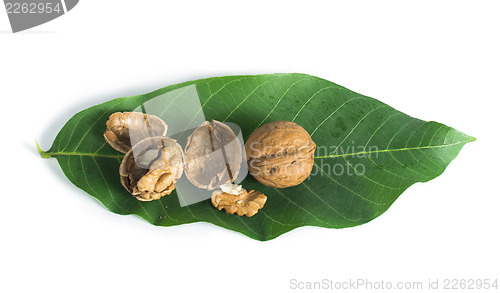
(184, 120), (242, 190)
(119, 136), (184, 201)
(104, 112), (167, 154)
(245, 121), (316, 188)
(211, 188), (267, 217)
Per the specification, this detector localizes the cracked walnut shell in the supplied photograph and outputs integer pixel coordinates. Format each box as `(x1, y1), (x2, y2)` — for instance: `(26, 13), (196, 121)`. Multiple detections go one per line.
(245, 121), (316, 188)
(104, 112), (167, 154)
(211, 187), (267, 217)
(184, 120), (242, 190)
(119, 136), (184, 201)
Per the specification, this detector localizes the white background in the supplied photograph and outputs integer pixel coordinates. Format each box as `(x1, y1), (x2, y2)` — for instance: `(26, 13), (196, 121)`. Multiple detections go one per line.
(1, 1), (498, 292)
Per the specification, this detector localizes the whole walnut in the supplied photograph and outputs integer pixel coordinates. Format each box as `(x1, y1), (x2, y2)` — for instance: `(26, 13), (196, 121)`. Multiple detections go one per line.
(244, 121), (316, 188)
(119, 136), (184, 201)
(184, 120), (242, 190)
(104, 112), (167, 154)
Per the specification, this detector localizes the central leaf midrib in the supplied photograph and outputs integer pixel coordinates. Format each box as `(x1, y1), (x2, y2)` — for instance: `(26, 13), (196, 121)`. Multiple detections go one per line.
(44, 139), (473, 160)
(43, 151), (124, 159)
(314, 140), (474, 159)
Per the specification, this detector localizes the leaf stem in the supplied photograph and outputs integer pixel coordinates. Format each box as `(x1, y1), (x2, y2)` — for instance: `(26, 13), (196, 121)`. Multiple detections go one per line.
(36, 139), (51, 159)
(35, 140), (124, 159)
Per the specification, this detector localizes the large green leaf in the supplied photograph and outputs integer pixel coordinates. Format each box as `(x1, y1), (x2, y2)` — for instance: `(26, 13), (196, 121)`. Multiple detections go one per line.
(39, 73), (474, 240)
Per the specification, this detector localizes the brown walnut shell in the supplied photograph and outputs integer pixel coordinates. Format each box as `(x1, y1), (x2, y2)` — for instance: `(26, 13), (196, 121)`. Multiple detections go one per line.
(119, 136), (184, 201)
(104, 112), (167, 154)
(244, 121), (316, 188)
(184, 120), (242, 190)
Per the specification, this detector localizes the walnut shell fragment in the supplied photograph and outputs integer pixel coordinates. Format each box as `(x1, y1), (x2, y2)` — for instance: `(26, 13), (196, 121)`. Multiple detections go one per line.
(211, 186), (267, 217)
(184, 120), (242, 190)
(104, 112), (167, 154)
(245, 121), (316, 188)
(119, 136), (184, 201)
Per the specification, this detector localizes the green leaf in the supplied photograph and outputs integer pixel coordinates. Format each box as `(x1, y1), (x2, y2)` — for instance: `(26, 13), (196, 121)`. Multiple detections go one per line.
(39, 73), (475, 240)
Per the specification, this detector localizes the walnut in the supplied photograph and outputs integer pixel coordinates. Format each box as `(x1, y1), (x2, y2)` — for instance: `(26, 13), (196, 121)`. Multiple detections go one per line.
(104, 112), (167, 154)
(211, 184), (267, 217)
(119, 136), (184, 201)
(184, 120), (242, 190)
(244, 121), (316, 188)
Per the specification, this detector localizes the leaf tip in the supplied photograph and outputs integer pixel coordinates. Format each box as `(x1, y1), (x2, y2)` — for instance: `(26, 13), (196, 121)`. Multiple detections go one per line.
(36, 140), (51, 159)
(464, 134), (477, 143)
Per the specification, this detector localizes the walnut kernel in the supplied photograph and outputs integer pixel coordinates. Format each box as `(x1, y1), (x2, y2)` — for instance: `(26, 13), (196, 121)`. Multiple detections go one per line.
(119, 136), (184, 201)
(211, 184), (267, 217)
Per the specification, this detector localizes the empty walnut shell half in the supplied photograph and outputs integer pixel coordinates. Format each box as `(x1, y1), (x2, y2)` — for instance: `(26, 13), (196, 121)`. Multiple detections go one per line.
(212, 189), (267, 217)
(119, 136), (184, 201)
(245, 121), (316, 188)
(104, 112), (167, 154)
(184, 120), (242, 190)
